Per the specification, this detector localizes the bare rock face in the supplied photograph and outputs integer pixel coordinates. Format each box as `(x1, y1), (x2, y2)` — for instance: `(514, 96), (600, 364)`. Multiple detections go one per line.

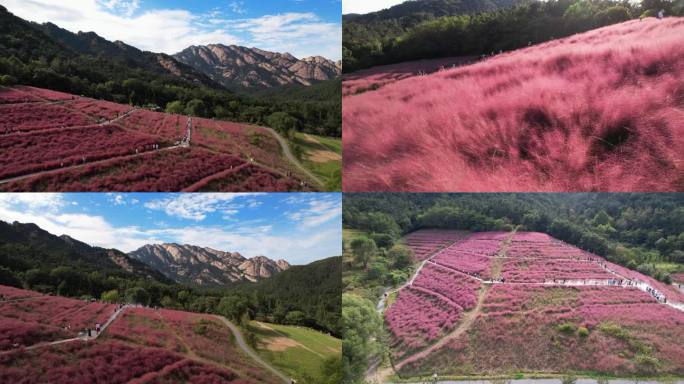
(173, 44), (341, 89)
(129, 243), (290, 286)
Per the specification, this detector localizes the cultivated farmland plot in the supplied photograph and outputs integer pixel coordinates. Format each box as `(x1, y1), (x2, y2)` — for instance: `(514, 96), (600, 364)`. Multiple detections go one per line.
(343, 18), (684, 192)
(0, 86), (313, 191)
(0, 285), (282, 384)
(387, 231), (684, 377)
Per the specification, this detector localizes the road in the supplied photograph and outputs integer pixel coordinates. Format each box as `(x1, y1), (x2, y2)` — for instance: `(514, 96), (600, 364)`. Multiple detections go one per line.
(215, 316), (290, 384)
(263, 127), (324, 188)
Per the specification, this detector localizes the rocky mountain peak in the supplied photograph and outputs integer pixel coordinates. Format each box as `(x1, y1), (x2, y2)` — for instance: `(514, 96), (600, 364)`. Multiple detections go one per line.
(129, 243), (290, 286)
(172, 44), (341, 89)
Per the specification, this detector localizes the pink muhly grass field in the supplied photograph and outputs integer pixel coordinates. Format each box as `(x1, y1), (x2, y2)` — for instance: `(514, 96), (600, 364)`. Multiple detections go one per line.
(501, 258), (615, 282)
(413, 263), (481, 309)
(0, 340), (184, 384)
(0, 103), (94, 133)
(403, 229), (469, 261)
(342, 56), (475, 96)
(343, 18), (684, 192)
(404, 283), (684, 376)
(385, 286), (461, 354)
(0, 285), (44, 300)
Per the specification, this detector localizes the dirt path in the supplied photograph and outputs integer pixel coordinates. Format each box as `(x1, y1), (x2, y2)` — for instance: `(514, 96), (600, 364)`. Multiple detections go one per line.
(180, 163), (251, 192)
(367, 235), (475, 382)
(396, 284), (490, 372)
(378, 236), (468, 313)
(0, 146), (181, 185)
(388, 231), (517, 376)
(263, 127), (324, 188)
(216, 316), (290, 384)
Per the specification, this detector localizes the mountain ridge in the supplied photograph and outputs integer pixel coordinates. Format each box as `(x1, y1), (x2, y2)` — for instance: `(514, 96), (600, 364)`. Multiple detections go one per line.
(173, 44), (341, 89)
(0, 220), (169, 283)
(129, 243), (290, 286)
(35, 21), (222, 89)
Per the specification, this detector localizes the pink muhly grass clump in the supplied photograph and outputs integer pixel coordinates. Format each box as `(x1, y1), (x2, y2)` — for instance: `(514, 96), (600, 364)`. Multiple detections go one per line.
(343, 18), (684, 192)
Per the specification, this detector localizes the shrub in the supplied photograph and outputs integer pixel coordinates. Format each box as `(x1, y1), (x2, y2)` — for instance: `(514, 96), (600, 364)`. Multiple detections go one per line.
(193, 322), (208, 335)
(558, 322), (577, 334)
(577, 326), (589, 337)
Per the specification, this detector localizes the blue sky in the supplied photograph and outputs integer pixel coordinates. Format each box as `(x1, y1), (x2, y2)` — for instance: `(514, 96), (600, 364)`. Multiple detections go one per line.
(0, 193), (341, 265)
(0, 0), (341, 59)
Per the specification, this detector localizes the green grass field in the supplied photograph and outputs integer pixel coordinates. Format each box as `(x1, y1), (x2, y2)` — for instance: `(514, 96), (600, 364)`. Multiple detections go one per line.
(250, 321), (341, 383)
(292, 132), (341, 191)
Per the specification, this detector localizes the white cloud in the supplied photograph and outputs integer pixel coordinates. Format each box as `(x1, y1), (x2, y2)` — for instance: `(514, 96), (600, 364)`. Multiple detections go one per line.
(0, 197), (157, 252)
(342, 0), (404, 15)
(0, 194), (341, 263)
(0, 0), (240, 54)
(98, 0), (139, 17)
(149, 225), (340, 264)
(231, 12), (341, 59)
(144, 193), (258, 221)
(229, 1), (246, 15)
(0, 193), (66, 211)
(286, 195), (341, 228)
(0, 0), (341, 59)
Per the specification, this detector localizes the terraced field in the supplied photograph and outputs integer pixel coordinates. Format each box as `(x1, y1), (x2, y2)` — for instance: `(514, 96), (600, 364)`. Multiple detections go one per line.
(0, 86), (314, 191)
(385, 231), (684, 378)
(0, 285), (285, 384)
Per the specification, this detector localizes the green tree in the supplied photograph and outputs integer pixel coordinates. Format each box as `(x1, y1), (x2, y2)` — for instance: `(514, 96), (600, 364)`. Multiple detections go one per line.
(165, 100), (185, 114)
(101, 289), (120, 303)
(388, 244), (414, 269)
(342, 294), (384, 384)
(0, 266), (21, 288)
(217, 295), (248, 321)
(125, 287), (150, 305)
(266, 111), (299, 134)
(0, 74), (17, 86)
(284, 310), (306, 325)
(185, 99), (208, 117)
(350, 237), (377, 270)
(320, 355), (342, 384)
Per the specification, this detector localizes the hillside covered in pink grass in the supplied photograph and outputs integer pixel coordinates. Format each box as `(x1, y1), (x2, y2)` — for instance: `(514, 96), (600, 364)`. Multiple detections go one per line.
(343, 18), (684, 192)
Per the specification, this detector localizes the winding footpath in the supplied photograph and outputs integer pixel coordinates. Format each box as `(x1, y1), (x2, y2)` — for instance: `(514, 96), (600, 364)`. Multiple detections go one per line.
(215, 316), (290, 384)
(263, 126), (324, 188)
(367, 234), (492, 383)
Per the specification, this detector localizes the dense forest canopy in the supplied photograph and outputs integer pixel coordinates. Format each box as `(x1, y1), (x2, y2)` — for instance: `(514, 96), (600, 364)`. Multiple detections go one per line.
(0, 220), (341, 336)
(0, 5), (341, 137)
(343, 0), (684, 72)
(344, 194), (684, 282)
